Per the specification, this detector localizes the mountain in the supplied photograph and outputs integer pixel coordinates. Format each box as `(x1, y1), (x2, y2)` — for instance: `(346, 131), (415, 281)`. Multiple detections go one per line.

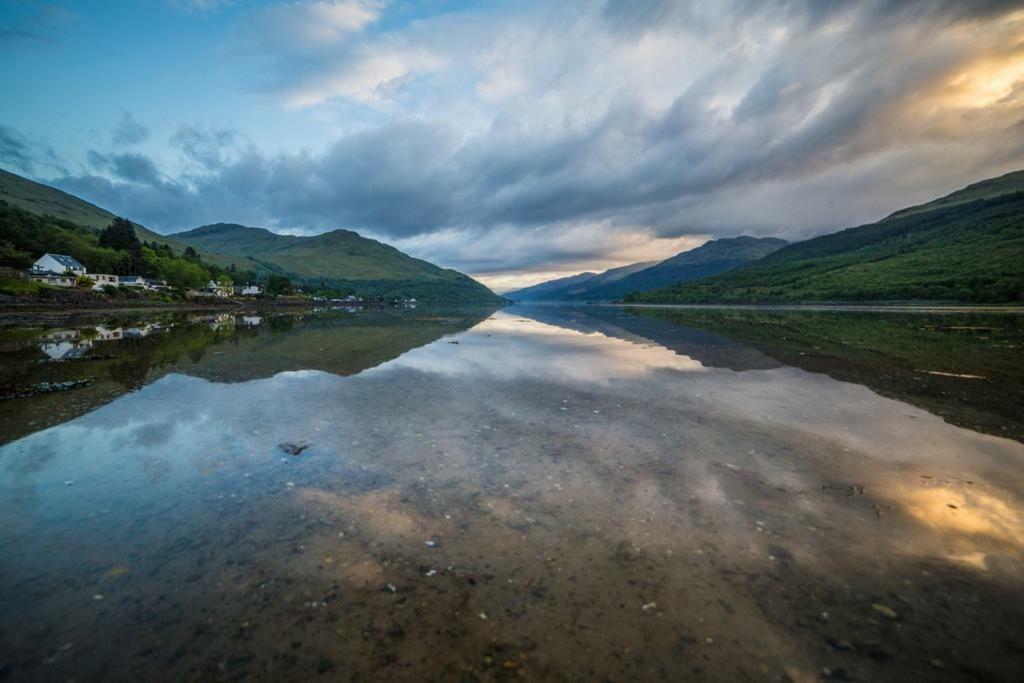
(171, 223), (502, 303)
(505, 261), (656, 301)
(505, 237), (786, 301)
(567, 237), (787, 301)
(627, 171), (1024, 304)
(0, 169), (251, 270)
(504, 271), (599, 301)
(0, 169), (502, 303)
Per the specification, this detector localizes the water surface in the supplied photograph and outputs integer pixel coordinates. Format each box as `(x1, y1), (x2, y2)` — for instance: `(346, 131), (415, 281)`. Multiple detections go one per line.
(1, 305), (1022, 681)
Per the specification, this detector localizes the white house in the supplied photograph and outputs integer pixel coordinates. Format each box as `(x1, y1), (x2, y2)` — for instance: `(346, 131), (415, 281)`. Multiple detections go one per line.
(33, 254), (86, 276)
(236, 283), (263, 296)
(91, 274), (119, 290)
(27, 270), (75, 287)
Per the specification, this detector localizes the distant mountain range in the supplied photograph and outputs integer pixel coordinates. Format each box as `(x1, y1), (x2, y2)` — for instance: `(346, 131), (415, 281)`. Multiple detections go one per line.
(0, 170), (502, 304)
(506, 236), (787, 301)
(505, 260), (656, 301)
(628, 170), (1024, 304)
(6, 165), (1022, 306)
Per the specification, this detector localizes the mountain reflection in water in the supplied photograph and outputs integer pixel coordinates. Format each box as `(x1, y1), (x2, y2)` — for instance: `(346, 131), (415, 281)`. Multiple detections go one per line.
(0, 305), (1022, 681)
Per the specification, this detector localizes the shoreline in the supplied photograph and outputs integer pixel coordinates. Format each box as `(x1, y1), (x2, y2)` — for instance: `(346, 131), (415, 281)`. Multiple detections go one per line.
(509, 301), (1024, 313)
(0, 299), (316, 324)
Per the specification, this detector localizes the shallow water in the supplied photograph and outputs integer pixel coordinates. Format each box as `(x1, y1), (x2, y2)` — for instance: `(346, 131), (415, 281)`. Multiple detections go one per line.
(1, 305), (1023, 681)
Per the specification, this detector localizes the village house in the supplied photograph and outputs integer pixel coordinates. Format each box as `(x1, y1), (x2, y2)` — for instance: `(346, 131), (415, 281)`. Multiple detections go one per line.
(119, 275), (148, 288)
(91, 274), (119, 290)
(205, 280), (232, 298)
(32, 254), (87, 276)
(234, 283), (263, 296)
(27, 270), (76, 287)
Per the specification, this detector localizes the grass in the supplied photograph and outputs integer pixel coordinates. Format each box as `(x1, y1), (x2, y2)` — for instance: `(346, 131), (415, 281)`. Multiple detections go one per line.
(628, 190), (1024, 304)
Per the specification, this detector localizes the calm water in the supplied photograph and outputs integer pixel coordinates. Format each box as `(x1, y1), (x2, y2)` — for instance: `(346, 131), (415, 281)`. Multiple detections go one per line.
(0, 305), (1022, 681)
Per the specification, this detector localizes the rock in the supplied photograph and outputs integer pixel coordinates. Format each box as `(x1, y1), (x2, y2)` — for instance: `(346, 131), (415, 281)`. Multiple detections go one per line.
(870, 603), (899, 620)
(278, 442), (310, 456)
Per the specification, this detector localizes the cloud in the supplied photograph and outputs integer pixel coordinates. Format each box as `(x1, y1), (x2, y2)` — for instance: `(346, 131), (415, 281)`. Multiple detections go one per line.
(237, 0), (384, 53)
(111, 112), (149, 146)
(0, 125), (36, 172)
(170, 124), (237, 169)
(87, 151), (165, 186)
(40, 0), (1024, 283)
(0, 124), (63, 174)
(0, 4), (75, 45)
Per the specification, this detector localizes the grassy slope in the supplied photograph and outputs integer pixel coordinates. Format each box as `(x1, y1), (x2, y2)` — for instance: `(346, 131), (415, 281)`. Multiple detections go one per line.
(173, 223), (467, 281)
(629, 177), (1024, 304)
(0, 170), (502, 302)
(571, 237), (788, 301)
(887, 169), (1024, 220)
(0, 168), (256, 271)
(505, 271), (599, 300)
(170, 223), (504, 302)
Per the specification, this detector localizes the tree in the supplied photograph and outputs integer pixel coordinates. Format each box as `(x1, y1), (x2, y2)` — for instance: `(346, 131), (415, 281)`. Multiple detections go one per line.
(0, 240), (33, 269)
(99, 217), (142, 252)
(184, 246), (199, 260)
(266, 274), (293, 296)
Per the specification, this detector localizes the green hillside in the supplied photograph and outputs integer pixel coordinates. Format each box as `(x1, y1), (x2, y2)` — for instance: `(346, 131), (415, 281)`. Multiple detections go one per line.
(0, 168), (254, 271)
(569, 237), (787, 300)
(504, 262), (657, 301)
(171, 223), (503, 303)
(627, 175), (1024, 304)
(506, 237), (785, 301)
(886, 169), (1024, 220)
(0, 169), (503, 303)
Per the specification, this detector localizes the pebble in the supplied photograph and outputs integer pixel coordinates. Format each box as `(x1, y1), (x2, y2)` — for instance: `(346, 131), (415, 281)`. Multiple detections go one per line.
(871, 603), (899, 620)
(92, 594), (104, 601)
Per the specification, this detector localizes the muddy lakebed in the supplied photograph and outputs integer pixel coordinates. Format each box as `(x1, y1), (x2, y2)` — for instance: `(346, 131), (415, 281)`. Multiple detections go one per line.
(0, 305), (1023, 681)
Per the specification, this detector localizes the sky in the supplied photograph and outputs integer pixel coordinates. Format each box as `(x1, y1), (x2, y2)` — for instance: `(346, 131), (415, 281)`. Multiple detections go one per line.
(1, 0), (1024, 291)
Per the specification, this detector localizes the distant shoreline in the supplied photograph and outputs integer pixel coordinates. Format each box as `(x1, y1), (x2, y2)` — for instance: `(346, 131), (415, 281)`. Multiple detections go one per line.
(509, 301), (1024, 313)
